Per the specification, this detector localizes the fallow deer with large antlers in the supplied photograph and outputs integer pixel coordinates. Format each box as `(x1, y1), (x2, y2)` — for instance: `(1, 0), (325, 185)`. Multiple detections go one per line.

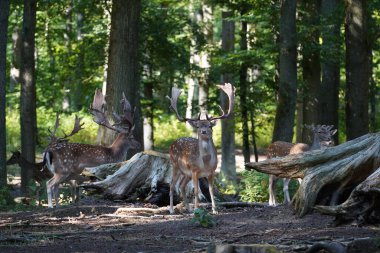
(167, 83), (235, 214)
(44, 89), (140, 208)
(267, 124), (337, 206)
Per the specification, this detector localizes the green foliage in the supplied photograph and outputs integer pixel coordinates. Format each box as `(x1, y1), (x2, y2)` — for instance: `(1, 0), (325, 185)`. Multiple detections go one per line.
(239, 170), (299, 204)
(0, 186), (15, 209)
(239, 171), (270, 203)
(191, 208), (217, 228)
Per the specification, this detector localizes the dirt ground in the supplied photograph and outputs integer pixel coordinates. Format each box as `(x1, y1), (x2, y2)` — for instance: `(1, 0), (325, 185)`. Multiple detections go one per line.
(0, 197), (379, 253)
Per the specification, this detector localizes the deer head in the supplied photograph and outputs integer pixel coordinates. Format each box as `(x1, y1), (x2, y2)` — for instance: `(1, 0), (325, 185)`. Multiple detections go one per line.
(167, 83), (235, 138)
(306, 124), (337, 149)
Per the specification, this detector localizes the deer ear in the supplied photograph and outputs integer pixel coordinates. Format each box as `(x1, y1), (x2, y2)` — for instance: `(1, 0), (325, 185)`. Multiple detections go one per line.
(210, 120), (217, 127)
(188, 121), (198, 128)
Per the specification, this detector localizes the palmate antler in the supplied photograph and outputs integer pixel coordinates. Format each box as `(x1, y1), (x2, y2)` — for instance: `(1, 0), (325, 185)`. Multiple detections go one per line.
(49, 114), (84, 143)
(89, 88), (134, 134)
(166, 83), (235, 122)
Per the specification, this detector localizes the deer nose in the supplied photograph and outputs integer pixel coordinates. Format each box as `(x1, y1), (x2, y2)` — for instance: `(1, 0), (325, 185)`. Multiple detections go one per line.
(201, 130), (207, 135)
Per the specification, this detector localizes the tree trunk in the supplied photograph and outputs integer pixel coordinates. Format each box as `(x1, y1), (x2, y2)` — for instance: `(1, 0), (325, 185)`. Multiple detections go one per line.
(104, 0), (143, 156)
(73, 3), (85, 111)
(0, 0), (10, 186)
(345, 0), (370, 140)
(143, 81), (154, 150)
(272, 0), (297, 142)
(320, 0), (341, 144)
(301, 0), (321, 143)
(220, 11), (236, 184)
(239, 13), (250, 164)
(246, 133), (380, 220)
(315, 167), (380, 225)
(20, 0), (37, 195)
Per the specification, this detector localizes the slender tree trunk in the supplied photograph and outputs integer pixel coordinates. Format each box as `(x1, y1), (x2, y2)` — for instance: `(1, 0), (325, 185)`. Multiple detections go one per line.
(105, 0), (143, 156)
(301, 0), (321, 143)
(73, 3), (85, 110)
(143, 81), (154, 150)
(0, 0), (10, 186)
(10, 28), (22, 91)
(220, 11), (236, 183)
(272, 0), (297, 142)
(320, 0), (341, 144)
(345, 0), (370, 140)
(62, 1), (73, 110)
(239, 13), (250, 163)
(20, 0), (37, 195)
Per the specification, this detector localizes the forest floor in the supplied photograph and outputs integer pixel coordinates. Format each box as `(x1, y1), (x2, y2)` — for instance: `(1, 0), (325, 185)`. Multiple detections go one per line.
(0, 197), (379, 253)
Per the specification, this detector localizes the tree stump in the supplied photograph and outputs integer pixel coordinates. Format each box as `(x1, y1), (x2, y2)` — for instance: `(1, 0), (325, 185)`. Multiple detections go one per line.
(245, 133), (380, 222)
(81, 150), (219, 207)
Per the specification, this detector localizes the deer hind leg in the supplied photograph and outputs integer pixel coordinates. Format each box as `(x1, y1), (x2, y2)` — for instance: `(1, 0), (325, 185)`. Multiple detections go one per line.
(207, 173), (218, 214)
(283, 178), (291, 205)
(169, 165), (181, 214)
(47, 174), (69, 208)
(268, 175), (278, 206)
(179, 175), (191, 211)
(191, 170), (200, 211)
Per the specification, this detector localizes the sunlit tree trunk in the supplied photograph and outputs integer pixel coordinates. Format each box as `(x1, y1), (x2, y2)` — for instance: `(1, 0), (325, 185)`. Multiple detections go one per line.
(0, 0), (10, 186)
(320, 0), (341, 144)
(220, 11), (236, 184)
(73, 2), (85, 111)
(143, 81), (154, 150)
(272, 0), (297, 142)
(20, 0), (37, 195)
(345, 0), (369, 140)
(104, 0), (143, 156)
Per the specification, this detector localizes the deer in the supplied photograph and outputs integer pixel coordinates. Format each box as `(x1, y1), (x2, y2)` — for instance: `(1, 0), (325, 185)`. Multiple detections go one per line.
(7, 151), (52, 205)
(44, 89), (140, 208)
(166, 83), (235, 214)
(267, 124), (337, 206)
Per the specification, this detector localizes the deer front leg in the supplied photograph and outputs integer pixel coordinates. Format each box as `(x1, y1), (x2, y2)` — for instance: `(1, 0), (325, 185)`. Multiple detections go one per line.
(191, 171), (200, 211)
(268, 175), (278, 206)
(207, 174), (218, 214)
(283, 178), (291, 204)
(179, 175), (191, 211)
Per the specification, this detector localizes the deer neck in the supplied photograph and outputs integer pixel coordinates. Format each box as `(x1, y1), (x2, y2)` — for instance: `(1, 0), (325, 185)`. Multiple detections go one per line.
(198, 136), (217, 166)
(109, 133), (129, 161)
(310, 135), (321, 151)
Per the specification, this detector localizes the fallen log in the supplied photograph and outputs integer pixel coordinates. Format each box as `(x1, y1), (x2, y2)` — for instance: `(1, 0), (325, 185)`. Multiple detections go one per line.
(245, 133), (380, 220)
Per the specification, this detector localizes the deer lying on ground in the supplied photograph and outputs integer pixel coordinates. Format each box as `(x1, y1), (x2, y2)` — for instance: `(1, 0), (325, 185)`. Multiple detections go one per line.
(7, 151), (52, 205)
(44, 89), (140, 208)
(267, 125), (337, 206)
(167, 83), (235, 214)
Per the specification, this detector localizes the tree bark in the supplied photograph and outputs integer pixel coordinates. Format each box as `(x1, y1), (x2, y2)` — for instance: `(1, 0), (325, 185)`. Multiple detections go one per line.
(315, 167), (380, 225)
(220, 11), (236, 183)
(245, 133), (380, 218)
(320, 0), (341, 144)
(345, 0), (370, 140)
(20, 0), (37, 195)
(272, 0), (297, 142)
(0, 0), (10, 186)
(104, 0), (143, 156)
(301, 0), (321, 143)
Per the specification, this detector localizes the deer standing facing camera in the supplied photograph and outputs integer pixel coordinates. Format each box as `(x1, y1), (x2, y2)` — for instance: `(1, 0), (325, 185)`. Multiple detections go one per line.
(167, 83), (235, 214)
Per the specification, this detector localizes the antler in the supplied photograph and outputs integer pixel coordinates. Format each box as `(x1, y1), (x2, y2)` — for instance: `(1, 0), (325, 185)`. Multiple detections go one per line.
(49, 114), (84, 142)
(90, 88), (133, 133)
(209, 83), (235, 121)
(166, 87), (198, 122)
